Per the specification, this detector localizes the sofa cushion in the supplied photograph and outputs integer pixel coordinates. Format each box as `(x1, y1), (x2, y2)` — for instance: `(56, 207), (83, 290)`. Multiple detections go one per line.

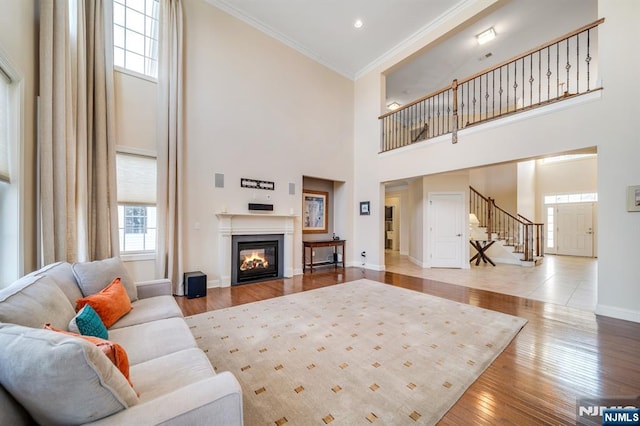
(0, 323), (138, 425)
(0, 275), (76, 330)
(108, 317), (197, 365)
(73, 257), (138, 302)
(45, 324), (132, 387)
(109, 295), (183, 329)
(76, 278), (133, 328)
(69, 304), (109, 339)
(36, 261), (84, 306)
(130, 348), (215, 403)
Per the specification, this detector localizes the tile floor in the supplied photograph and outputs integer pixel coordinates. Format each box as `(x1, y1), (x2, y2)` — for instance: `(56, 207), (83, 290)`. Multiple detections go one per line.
(384, 251), (597, 311)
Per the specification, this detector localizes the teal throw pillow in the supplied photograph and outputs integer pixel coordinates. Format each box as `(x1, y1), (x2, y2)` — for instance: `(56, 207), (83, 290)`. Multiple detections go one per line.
(68, 305), (108, 339)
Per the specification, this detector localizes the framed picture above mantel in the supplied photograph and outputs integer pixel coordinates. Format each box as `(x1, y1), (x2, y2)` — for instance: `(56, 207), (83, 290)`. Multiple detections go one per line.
(302, 190), (328, 234)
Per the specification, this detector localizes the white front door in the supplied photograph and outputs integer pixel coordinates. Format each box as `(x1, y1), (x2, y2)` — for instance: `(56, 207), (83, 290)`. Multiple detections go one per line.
(557, 203), (594, 257)
(429, 193), (464, 268)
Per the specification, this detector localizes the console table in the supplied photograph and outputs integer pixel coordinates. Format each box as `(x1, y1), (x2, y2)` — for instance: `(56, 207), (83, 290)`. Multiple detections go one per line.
(303, 240), (345, 273)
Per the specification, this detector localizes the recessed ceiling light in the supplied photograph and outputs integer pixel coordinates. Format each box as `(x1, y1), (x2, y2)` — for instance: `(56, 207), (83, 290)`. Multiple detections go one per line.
(354, 19), (364, 29)
(387, 102), (401, 111)
(476, 27), (496, 45)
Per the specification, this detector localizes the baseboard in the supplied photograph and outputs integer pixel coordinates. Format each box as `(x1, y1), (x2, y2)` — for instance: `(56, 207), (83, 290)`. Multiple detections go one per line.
(595, 304), (640, 324)
(408, 256), (425, 268)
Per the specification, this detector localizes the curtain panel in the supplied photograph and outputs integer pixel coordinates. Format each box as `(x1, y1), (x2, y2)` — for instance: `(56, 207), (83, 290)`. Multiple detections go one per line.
(156, 0), (185, 294)
(39, 0), (119, 264)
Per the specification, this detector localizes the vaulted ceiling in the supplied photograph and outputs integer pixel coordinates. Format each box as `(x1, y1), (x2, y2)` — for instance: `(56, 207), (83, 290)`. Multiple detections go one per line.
(206, 0), (597, 107)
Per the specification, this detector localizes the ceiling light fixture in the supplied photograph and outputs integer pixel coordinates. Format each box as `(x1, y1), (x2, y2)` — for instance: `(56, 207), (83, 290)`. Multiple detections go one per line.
(354, 19), (364, 29)
(387, 102), (401, 111)
(476, 27), (496, 45)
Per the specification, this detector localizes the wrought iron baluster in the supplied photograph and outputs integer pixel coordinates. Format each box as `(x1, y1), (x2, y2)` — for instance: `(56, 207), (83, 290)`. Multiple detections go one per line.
(547, 47), (551, 101)
(576, 31), (580, 93)
(472, 79), (477, 123)
(586, 28), (592, 90)
(530, 54), (534, 107)
(506, 64), (510, 112)
(557, 42), (560, 98)
(566, 38), (571, 95)
(513, 61), (518, 111)
(492, 70), (495, 118)
(538, 50), (541, 104)
(521, 57), (525, 109)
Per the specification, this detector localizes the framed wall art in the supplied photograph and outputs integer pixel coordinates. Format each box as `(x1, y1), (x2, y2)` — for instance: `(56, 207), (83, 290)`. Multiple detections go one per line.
(302, 190), (328, 233)
(360, 201), (370, 215)
(627, 185), (640, 212)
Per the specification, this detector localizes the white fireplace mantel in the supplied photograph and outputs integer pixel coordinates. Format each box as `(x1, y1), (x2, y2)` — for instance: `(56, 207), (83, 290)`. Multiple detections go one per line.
(216, 213), (296, 286)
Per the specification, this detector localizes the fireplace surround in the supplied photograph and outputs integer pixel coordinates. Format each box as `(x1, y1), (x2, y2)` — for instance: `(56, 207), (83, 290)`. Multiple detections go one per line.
(216, 213), (295, 287)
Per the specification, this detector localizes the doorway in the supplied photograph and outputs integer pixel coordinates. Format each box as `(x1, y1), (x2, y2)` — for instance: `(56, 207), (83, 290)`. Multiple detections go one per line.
(428, 192), (465, 268)
(556, 203), (595, 257)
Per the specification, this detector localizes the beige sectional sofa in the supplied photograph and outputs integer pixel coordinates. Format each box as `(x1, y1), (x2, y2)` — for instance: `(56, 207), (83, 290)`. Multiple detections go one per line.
(0, 261), (243, 425)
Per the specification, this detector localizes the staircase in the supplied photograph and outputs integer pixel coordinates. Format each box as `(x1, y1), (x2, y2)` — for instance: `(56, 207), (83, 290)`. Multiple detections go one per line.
(469, 186), (544, 267)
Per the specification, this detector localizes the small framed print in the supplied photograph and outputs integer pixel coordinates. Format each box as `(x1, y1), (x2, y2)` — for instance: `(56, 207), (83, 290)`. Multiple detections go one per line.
(627, 185), (640, 212)
(360, 201), (370, 215)
(303, 190), (328, 233)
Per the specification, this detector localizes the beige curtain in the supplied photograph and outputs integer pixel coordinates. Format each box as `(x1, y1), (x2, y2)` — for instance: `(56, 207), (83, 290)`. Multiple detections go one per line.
(156, 0), (185, 294)
(39, 0), (119, 265)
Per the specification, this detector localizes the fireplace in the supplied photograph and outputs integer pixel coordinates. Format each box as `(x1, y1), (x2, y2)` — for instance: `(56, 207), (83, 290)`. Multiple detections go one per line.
(217, 213), (294, 287)
(231, 234), (284, 285)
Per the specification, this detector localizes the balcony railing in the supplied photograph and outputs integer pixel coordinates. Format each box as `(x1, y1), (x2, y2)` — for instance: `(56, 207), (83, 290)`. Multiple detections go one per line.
(379, 19), (604, 152)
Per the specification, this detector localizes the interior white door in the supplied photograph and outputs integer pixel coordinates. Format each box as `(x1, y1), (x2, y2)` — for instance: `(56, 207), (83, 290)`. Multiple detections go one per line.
(429, 193), (464, 268)
(557, 203), (594, 256)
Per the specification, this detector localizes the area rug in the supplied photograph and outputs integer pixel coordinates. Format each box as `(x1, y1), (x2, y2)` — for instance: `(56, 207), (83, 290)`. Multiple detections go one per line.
(185, 279), (527, 425)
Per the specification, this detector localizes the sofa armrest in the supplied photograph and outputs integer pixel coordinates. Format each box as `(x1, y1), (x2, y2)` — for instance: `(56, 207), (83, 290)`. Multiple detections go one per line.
(135, 279), (173, 299)
(86, 372), (243, 426)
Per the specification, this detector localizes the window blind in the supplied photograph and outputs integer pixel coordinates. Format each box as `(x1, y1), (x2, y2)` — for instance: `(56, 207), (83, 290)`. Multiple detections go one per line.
(0, 68), (10, 183)
(116, 152), (156, 205)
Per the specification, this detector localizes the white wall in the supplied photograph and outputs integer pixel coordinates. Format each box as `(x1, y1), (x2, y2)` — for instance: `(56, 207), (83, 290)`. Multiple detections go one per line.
(535, 156), (597, 199)
(593, 0), (640, 322)
(408, 179), (424, 265)
(182, 0), (354, 283)
(469, 163), (518, 213)
(517, 160), (536, 221)
(352, 0), (640, 322)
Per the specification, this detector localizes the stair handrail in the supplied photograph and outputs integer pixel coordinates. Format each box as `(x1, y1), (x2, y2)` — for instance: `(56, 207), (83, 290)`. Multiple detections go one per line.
(517, 214), (533, 224)
(469, 187), (544, 261)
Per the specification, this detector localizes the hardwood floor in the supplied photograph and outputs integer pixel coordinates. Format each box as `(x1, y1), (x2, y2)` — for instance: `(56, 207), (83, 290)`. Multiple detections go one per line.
(175, 268), (640, 425)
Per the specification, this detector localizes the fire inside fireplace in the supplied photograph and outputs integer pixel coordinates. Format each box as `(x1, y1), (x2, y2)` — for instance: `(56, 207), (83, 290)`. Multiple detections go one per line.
(240, 250), (270, 272)
(235, 240), (279, 284)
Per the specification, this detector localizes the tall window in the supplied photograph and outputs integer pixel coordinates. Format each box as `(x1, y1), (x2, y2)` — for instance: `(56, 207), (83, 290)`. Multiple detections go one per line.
(113, 0), (159, 78)
(116, 151), (157, 253)
(0, 67), (10, 183)
(0, 61), (20, 286)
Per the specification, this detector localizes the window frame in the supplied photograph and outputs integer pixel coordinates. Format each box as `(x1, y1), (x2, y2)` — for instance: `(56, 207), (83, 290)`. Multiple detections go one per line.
(113, 0), (160, 80)
(0, 54), (24, 284)
(116, 147), (157, 258)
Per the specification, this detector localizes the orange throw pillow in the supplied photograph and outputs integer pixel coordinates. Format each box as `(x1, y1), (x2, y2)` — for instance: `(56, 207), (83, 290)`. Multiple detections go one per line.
(76, 278), (132, 328)
(44, 324), (133, 388)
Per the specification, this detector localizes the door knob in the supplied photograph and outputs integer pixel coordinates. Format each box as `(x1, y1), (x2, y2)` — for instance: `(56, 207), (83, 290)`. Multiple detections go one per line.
(456, 234), (462, 237)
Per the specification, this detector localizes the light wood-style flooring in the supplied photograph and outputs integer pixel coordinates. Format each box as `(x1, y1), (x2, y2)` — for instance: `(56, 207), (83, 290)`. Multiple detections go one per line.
(175, 267), (640, 425)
